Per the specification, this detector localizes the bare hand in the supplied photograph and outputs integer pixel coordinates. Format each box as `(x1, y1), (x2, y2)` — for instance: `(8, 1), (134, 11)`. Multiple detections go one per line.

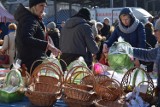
(47, 43), (62, 57)
(134, 59), (140, 67)
(102, 43), (108, 54)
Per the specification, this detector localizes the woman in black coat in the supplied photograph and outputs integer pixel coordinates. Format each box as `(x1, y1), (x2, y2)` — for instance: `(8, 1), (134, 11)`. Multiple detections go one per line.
(14, 0), (61, 73)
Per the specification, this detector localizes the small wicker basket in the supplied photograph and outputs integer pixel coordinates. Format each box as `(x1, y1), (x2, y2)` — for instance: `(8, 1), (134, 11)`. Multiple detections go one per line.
(63, 66), (97, 102)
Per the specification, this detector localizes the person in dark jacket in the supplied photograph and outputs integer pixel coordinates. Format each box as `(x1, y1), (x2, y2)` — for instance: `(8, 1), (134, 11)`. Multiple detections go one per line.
(46, 21), (60, 56)
(103, 7), (146, 67)
(101, 17), (110, 39)
(59, 7), (99, 70)
(14, 0), (61, 73)
(144, 22), (157, 72)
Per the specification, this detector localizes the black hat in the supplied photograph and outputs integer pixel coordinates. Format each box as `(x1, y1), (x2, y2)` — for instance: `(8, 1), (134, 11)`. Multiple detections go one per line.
(29, 0), (47, 8)
(77, 7), (91, 21)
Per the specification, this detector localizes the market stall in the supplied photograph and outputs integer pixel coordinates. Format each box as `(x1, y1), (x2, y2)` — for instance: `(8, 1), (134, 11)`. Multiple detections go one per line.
(0, 2), (14, 23)
(0, 43), (158, 107)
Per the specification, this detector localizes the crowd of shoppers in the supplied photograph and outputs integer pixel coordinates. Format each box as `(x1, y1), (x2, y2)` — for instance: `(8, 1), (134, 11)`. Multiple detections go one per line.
(0, 0), (160, 106)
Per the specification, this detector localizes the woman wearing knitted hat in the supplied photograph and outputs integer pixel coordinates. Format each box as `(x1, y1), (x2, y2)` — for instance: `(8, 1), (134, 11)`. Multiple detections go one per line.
(14, 0), (61, 73)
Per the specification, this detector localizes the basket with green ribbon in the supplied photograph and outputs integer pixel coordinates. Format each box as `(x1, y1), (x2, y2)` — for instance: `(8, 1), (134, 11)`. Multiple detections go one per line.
(0, 68), (24, 103)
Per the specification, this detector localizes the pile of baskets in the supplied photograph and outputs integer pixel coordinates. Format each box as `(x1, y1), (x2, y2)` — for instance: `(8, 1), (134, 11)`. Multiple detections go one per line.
(25, 61), (63, 107)
(81, 63), (123, 107)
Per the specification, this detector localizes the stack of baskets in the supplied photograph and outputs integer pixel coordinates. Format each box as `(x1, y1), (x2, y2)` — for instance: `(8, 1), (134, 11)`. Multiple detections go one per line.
(63, 66), (96, 107)
(121, 67), (155, 104)
(81, 63), (123, 107)
(25, 61), (63, 107)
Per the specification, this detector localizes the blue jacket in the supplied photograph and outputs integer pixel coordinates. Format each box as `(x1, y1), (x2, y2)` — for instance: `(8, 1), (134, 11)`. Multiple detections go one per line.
(106, 23), (146, 48)
(105, 7), (146, 48)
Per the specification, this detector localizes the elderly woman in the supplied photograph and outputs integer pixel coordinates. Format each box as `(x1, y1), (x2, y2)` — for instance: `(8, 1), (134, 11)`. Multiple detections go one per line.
(0, 23), (17, 66)
(14, 0), (61, 73)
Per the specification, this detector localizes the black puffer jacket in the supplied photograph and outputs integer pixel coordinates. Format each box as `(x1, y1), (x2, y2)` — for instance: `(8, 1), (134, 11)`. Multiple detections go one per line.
(14, 4), (48, 72)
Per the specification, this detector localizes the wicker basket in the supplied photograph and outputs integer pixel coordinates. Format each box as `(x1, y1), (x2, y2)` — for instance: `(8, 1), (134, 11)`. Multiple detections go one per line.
(121, 67), (154, 103)
(121, 67), (153, 90)
(95, 99), (124, 107)
(63, 66), (97, 102)
(26, 61), (63, 106)
(94, 78), (123, 101)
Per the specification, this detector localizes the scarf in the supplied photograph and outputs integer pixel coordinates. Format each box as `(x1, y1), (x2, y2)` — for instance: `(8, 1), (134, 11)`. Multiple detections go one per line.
(118, 19), (139, 34)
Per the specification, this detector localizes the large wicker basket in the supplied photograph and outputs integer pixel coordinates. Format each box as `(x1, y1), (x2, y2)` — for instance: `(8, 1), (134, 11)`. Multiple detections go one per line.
(63, 66), (97, 102)
(94, 78), (123, 101)
(26, 61), (63, 106)
(121, 67), (154, 103)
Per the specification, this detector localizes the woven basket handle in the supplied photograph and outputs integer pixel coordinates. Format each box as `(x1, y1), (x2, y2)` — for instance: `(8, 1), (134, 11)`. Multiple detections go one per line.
(64, 66), (95, 85)
(30, 59), (43, 75)
(69, 71), (93, 84)
(30, 58), (63, 75)
(121, 67), (153, 88)
(30, 63), (62, 85)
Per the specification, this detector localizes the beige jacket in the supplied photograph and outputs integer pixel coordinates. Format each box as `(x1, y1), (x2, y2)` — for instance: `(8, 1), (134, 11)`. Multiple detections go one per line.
(2, 31), (16, 65)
